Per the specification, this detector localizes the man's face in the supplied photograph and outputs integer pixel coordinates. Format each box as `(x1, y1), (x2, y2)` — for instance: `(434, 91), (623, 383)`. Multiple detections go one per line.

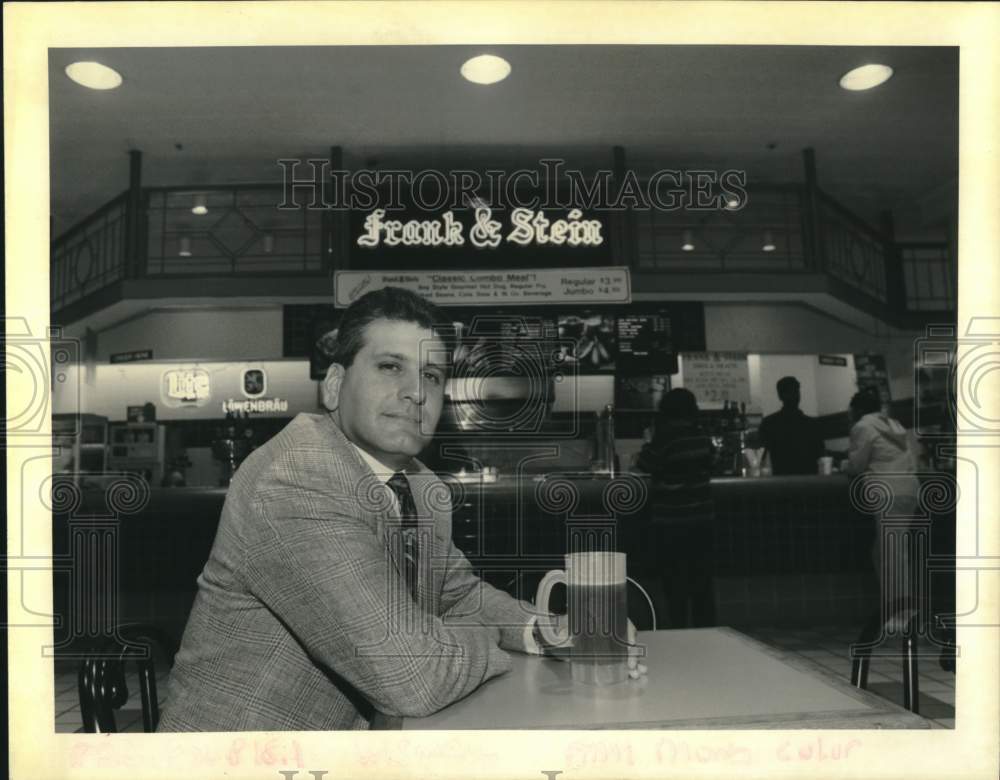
(326, 319), (447, 469)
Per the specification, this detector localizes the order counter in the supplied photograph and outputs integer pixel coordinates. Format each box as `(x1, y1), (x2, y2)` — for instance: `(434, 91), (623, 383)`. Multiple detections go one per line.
(51, 471), (888, 647)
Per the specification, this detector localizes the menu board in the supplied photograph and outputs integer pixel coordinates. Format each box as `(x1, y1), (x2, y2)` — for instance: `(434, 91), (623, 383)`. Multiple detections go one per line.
(854, 353), (892, 404)
(556, 310), (617, 374)
(450, 309), (561, 378)
(334, 267), (631, 307)
(615, 374), (671, 411)
(679, 351), (751, 406)
(616, 309), (679, 375)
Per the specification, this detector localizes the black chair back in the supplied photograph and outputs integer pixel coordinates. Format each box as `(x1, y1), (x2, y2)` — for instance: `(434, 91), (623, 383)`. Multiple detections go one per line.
(77, 624), (177, 733)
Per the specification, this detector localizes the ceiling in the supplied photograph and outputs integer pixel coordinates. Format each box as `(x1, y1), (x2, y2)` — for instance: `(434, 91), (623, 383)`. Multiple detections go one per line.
(49, 45), (958, 238)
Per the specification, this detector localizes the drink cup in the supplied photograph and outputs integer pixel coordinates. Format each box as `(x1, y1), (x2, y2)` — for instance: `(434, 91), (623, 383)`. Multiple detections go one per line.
(535, 551), (629, 685)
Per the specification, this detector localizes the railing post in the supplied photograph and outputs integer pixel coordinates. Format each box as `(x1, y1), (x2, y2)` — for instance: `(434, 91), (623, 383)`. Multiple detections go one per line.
(880, 210), (906, 316)
(611, 146), (636, 268)
(802, 147), (822, 271)
(124, 150), (143, 279)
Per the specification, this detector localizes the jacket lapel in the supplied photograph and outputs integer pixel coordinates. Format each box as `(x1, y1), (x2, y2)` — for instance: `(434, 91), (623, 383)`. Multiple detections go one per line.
(318, 412), (445, 611)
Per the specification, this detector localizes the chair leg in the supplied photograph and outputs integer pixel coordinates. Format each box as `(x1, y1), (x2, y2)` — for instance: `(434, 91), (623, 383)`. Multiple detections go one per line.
(902, 633), (920, 714)
(851, 654), (870, 689)
(138, 659), (159, 732)
(93, 659), (120, 733)
(78, 659), (98, 733)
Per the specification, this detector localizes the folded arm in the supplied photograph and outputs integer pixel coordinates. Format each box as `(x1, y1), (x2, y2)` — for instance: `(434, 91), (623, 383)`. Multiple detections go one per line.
(241, 468), (512, 719)
(436, 534), (548, 653)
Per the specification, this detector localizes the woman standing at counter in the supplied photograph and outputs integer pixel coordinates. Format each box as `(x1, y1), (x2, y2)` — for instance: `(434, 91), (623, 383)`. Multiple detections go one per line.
(845, 388), (921, 624)
(635, 388), (716, 629)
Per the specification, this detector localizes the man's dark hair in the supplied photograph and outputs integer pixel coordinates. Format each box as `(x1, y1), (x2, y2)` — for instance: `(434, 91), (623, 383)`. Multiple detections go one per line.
(850, 388), (882, 418)
(776, 376), (799, 398)
(326, 286), (453, 368)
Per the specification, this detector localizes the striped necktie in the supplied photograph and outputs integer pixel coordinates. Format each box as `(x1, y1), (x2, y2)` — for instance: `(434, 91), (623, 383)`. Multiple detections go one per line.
(386, 471), (419, 599)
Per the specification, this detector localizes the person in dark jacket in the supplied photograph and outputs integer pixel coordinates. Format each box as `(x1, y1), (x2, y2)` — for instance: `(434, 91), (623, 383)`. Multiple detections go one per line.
(759, 376), (825, 475)
(634, 388), (716, 628)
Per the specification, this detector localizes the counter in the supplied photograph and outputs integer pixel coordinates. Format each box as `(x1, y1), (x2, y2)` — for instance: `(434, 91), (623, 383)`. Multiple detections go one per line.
(50, 472), (904, 645)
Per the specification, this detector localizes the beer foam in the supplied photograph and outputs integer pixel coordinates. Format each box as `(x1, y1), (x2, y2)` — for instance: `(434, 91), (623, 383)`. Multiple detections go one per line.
(565, 551), (626, 585)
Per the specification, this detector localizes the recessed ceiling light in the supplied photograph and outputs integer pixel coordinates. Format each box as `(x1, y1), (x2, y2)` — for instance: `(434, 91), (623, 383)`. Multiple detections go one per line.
(65, 61), (123, 90)
(839, 64), (893, 91)
(460, 55), (511, 85)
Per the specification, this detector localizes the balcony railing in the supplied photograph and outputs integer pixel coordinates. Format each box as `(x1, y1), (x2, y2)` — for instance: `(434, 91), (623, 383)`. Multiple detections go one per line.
(51, 180), (955, 323)
(899, 242), (956, 312)
(51, 193), (128, 312)
(816, 189), (889, 304)
(635, 185), (808, 273)
(143, 186), (323, 277)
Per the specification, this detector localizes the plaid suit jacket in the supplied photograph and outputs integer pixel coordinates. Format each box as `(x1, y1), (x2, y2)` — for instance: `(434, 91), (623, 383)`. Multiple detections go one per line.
(158, 412), (540, 731)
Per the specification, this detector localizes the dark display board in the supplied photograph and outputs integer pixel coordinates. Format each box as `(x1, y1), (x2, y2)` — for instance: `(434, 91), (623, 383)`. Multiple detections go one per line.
(448, 308), (563, 379)
(615, 374), (671, 411)
(616, 308), (678, 375)
(854, 353), (892, 404)
(555, 309), (617, 374)
(285, 302), (705, 381)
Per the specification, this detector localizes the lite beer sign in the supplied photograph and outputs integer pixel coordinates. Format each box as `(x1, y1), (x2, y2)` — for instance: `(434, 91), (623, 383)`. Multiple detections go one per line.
(357, 207), (604, 249)
(161, 368), (211, 408)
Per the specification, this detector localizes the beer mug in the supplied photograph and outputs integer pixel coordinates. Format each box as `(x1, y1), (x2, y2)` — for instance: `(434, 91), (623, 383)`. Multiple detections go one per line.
(535, 551), (629, 685)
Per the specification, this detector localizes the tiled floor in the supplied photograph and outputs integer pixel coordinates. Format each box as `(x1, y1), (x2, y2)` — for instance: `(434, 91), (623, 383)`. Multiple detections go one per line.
(742, 624), (955, 729)
(53, 623), (955, 732)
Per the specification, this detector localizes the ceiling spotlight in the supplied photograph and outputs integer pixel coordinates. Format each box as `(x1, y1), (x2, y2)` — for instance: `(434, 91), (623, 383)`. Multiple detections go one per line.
(839, 64), (893, 91)
(681, 230), (695, 252)
(460, 55), (511, 85)
(191, 194), (208, 215)
(65, 61), (123, 90)
(725, 196), (742, 210)
(762, 231), (776, 252)
(262, 234), (275, 254)
(178, 237), (192, 257)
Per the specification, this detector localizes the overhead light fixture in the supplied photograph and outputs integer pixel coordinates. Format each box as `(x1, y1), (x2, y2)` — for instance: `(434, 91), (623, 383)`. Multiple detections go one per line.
(460, 54), (511, 85)
(191, 194), (208, 215)
(762, 231), (776, 252)
(178, 237), (192, 257)
(725, 196), (741, 210)
(839, 64), (893, 91)
(262, 234), (275, 254)
(65, 61), (123, 90)
(681, 230), (695, 252)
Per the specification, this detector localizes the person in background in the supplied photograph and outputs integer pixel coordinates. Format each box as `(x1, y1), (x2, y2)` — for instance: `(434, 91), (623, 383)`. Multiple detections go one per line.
(845, 387), (922, 627)
(759, 376), (825, 475)
(634, 388), (716, 628)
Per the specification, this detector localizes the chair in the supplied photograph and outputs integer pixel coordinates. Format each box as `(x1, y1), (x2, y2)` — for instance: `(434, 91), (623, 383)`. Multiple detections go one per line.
(935, 612), (956, 673)
(849, 600), (921, 714)
(77, 623), (177, 733)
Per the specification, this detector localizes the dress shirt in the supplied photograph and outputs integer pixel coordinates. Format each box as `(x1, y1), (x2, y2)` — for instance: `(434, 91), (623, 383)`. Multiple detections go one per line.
(348, 442), (541, 653)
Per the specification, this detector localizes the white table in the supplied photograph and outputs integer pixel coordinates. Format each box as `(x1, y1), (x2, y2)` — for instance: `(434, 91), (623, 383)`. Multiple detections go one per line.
(374, 627), (929, 730)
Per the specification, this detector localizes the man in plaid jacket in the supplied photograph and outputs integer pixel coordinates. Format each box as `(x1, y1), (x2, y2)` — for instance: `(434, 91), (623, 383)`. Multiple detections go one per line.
(158, 287), (550, 731)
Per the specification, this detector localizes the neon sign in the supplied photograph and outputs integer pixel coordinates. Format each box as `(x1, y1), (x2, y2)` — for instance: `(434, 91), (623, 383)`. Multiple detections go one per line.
(356, 207), (603, 249)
